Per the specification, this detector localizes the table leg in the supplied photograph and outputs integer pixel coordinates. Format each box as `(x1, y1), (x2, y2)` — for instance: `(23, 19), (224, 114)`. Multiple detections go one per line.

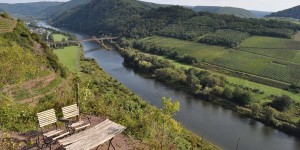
(107, 138), (115, 150)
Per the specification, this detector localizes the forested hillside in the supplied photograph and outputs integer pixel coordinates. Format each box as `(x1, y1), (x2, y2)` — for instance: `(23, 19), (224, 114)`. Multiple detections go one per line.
(266, 5), (300, 19)
(189, 6), (256, 18)
(52, 0), (300, 48)
(0, 2), (62, 16)
(39, 0), (92, 19)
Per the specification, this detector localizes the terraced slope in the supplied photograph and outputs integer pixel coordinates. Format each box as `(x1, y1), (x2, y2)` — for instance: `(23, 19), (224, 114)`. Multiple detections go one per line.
(0, 16), (16, 33)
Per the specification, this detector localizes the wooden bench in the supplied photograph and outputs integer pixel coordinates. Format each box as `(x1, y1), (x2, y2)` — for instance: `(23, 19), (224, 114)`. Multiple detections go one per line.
(37, 109), (70, 149)
(59, 119), (126, 150)
(61, 104), (91, 133)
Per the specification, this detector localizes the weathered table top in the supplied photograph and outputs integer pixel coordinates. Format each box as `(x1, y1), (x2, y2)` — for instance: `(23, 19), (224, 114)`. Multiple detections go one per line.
(58, 119), (126, 150)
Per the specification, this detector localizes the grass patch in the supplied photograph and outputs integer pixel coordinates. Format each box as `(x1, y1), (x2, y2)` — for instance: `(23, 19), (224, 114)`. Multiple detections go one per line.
(54, 46), (79, 73)
(52, 34), (68, 42)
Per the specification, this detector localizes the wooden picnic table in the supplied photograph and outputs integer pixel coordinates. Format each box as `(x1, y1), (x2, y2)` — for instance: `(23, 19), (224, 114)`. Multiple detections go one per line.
(58, 119), (126, 150)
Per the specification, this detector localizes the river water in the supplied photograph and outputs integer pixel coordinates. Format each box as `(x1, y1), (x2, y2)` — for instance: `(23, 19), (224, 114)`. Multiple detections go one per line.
(38, 22), (300, 150)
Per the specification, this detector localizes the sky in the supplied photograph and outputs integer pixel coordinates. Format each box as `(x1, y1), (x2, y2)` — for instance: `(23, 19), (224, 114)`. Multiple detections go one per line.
(0, 0), (299, 12)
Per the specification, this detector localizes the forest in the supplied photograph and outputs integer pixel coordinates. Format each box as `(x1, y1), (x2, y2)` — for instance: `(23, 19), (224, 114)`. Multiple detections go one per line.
(51, 0), (300, 47)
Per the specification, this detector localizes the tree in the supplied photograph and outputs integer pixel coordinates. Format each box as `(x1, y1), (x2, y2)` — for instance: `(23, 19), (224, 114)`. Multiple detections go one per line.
(251, 103), (261, 117)
(263, 106), (278, 122)
(271, 95), (292, 111)
(62, 37), (67, 42)
(160, 97), (180, 149)
(223, 87), (233, 99)
(232, 87), (253, 105)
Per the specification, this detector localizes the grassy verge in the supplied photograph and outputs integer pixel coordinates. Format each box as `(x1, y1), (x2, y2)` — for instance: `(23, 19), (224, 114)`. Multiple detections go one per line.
(54, 46), (79, 73)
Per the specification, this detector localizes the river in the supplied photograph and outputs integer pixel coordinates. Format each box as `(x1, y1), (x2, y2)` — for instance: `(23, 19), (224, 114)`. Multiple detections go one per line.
(38, 22), (300, 150)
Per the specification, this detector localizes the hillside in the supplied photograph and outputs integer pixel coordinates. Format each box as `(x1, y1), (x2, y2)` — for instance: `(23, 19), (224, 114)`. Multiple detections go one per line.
(266, 5), (300, 19)
(250, 10), (272, 18)
(0, 14), (17, 33)
(0, 2), (62, 16)
(189, 6), (256, 18)
(39, 0), (92, 19)
(52, 0), (300, 41)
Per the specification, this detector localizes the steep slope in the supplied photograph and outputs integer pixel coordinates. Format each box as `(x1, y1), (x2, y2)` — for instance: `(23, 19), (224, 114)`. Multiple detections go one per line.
(0, 2), (62, 16)
(0, 15), (66, 95)
(39, 0), (92, 19)
(266, 5), (300, 19)
(0, 14), (17, 33)
(189, 6), (256, 18)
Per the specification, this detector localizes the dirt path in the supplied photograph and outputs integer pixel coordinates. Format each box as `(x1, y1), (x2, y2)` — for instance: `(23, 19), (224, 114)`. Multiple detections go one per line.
(1, 73), (56, 94)
(18, 76), (69, 104)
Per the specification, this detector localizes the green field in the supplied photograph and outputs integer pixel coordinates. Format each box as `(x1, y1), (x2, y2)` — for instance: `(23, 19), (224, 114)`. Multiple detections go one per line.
(52, 34), (69, 42)
(139, 36), (300, 84)
(154, 55), (300, 102)
(239, 35), (300, 61)
(54, 46), (79, 72)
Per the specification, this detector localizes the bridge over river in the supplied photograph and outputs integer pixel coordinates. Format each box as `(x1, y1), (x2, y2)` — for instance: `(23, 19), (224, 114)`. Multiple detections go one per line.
(47, 36), (119, 46)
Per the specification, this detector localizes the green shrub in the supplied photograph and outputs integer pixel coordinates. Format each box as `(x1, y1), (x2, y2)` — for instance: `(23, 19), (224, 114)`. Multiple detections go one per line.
(263, 106), (278, 122)
(232, 87), (253, 105)
(271, 95), (292, 111)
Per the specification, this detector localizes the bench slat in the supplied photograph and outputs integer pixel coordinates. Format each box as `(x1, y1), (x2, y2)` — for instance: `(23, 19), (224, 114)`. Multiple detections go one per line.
(59, 119), (112, 145)
(62, 104), (79, 119)
(64, 121), (126, 150)
(37, 109), (57, 127)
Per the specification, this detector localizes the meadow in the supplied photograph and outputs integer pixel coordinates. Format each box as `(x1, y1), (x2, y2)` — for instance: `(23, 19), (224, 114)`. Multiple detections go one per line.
(52, 33), (69, 42)
(54, 46), (79, 73)
(139, 36), (300, 85)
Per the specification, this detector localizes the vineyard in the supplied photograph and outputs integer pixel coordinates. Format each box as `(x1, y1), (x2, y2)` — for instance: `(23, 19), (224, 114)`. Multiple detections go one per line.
(138, 36), (300, 86)
(0, 16), (16, 33)
(199, 29), (249, 48)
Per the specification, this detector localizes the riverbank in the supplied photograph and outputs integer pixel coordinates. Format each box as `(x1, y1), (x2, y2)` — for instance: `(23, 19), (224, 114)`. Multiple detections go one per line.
(42, 21), (300, 150)
(112, 42), (300, 138)
(77, 46), (220, 149)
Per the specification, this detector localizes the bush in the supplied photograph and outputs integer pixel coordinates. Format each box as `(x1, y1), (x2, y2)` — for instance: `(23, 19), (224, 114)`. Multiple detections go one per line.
(232, 87), (253, 105)
(263, 106), (278, 123)
(223, 87), (233, 99)
(271, 95), (292, 111)
(251, 103), (261, 117)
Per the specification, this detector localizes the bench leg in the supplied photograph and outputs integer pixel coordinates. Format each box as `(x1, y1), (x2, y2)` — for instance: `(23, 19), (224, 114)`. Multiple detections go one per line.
(107, 138), (115, 150)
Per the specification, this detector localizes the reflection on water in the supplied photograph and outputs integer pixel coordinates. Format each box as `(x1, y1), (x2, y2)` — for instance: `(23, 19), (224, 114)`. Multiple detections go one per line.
(38, 22), (300, 150)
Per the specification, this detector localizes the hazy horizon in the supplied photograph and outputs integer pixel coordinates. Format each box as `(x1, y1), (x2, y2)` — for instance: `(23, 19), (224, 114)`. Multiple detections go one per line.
(0, 0), (299, 12)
